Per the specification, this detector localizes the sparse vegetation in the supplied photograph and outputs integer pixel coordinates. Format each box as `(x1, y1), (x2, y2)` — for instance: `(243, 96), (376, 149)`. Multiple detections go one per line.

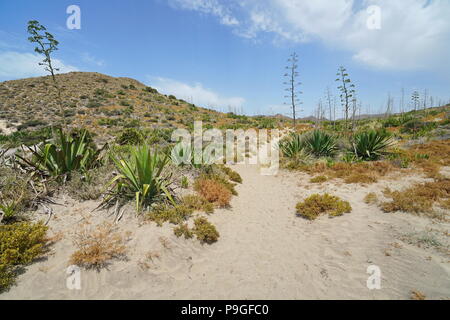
(0, 222), (48, 291)
(105, 145), (175, 213)
(194, 177), (232, 208)
(296, 194), (352, 220)
(192, 217), (219, 244)
(381, 178), (450, 217)
(69, 222), (126, 270)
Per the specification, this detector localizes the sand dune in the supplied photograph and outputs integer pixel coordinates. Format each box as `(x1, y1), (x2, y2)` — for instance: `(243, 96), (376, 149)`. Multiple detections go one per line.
(1, 162), (449, 300)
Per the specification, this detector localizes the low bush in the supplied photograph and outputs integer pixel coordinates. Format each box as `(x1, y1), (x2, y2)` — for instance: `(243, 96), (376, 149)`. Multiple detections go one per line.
(381, 178), (450, 217)
(194, 178), (232, 208)
(0, 222), (48, 291)
(364, 192), (378, 205)
(182, 195), (214, 214)
(296, 194), (352, 220)
(309, 175), (328, 183)
(219, 165), (242, 183)
(116, 128), (143, 145)
(173, 224), (194, 239)
(192, 217), (219, 244)
(69, 223), (126, 270)
(147, 204), (193, 226)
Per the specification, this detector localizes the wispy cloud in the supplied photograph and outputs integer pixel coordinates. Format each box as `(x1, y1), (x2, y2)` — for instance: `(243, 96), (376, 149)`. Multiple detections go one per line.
(148, 76), (245, 109)
(169, 0), (239, 26)
(0, 51), (78, 80)
(169, 0), (450, 71)
(81, 52), (105, 67)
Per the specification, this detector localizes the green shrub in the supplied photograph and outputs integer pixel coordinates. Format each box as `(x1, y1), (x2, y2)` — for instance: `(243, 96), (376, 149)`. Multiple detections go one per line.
(147, 204), (192, 226)
(296, 194), (352, 220)
(173, 224), (194, 239)
(193, 217), (219, 244)
(0, 222), (48, 292)
(116, 128), (144, 145)
(0, 168), (33, 222)
(310, 175), (328, 183)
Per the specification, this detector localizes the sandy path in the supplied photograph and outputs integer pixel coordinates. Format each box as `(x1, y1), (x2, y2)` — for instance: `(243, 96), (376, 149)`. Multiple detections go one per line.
(2, 162), (449, 299)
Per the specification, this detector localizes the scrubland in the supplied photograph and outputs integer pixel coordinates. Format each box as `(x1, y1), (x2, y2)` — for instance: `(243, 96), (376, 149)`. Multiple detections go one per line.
(0, 73), (449, 299)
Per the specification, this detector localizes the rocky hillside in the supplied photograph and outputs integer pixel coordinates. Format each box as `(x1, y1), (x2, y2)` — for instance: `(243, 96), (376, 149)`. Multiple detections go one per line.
(0, 72), (290, 137)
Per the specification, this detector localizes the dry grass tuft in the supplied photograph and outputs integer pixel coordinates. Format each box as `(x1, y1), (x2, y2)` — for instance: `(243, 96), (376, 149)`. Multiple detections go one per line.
(411, 290), (426, 300)
(70, 222), (126, 270)
(194, 178), (232, 208)
(364, 192), (378, 205)
(296, 194), (352, 220)
(302, 161), (394, 185)
(309, 175), (328, 183)
(344, 173), (377, 184)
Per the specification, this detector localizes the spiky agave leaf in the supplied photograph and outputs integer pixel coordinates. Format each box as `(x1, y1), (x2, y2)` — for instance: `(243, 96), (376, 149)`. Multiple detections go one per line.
(107, 145), (174, 213)
(278, 133), (304, 158)
(352, 130), (394, 161)
(303, 130), (337, 157)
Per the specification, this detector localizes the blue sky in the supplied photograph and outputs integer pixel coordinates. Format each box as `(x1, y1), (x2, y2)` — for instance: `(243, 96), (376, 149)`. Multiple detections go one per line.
(1, 0), (449, 117)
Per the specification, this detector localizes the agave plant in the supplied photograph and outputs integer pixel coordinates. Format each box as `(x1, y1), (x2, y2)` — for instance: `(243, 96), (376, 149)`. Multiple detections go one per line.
(278, 133), (304, 158)
(17, 128), (100, 178)
(352, 130), (394, 161)
(303, 130), (338, 157)
(106, 145), (175, 213)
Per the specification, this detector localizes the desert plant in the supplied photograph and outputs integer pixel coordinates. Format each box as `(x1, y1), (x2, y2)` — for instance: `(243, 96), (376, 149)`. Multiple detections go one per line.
(0, 222), (48, 291)
(69, 223), (126, 270)
(106, 145), (174, 213)
(17, 128), (100, 179)
(352, 130), (393, 161)
(192, 217), (219, 244)
(296, 194), (352, 220)
(310, 175), (328, 183)
(194, 177), (232, 208)
(279, 133), (304, 158)
(303, 130), (337, 157)
(173, 224), (194, 239)
(147, 204), (192, 226)
(116, 128), (143, 145)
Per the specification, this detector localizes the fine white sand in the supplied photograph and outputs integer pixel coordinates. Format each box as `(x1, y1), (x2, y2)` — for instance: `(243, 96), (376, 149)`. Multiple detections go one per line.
(1, 161), (449, 300)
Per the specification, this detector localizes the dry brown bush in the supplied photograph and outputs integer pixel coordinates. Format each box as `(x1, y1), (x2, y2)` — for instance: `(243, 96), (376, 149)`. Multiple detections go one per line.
(194, 178), (232, 208)
(381, 178), (450, 217)
(70, 222), (126, 270)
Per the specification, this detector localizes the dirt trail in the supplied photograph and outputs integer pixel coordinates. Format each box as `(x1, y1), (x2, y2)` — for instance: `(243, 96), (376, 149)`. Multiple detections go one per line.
(2, 162), (450, 300)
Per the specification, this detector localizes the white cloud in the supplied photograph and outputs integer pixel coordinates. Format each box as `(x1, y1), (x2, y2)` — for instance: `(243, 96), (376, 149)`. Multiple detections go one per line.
(148, 76), (245, 109)
(81, 52), (105, 67)
(169, 0), (239, 25)
(169, 0), (450, 71)
(0, 51), (78, 80)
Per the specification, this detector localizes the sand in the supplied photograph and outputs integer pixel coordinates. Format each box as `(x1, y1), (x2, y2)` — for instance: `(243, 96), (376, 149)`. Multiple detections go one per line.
(1, 160), (449, 300)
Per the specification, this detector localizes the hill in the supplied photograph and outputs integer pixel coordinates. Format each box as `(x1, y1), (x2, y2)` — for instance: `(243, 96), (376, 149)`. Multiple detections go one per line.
(0, 72), (290, 138)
